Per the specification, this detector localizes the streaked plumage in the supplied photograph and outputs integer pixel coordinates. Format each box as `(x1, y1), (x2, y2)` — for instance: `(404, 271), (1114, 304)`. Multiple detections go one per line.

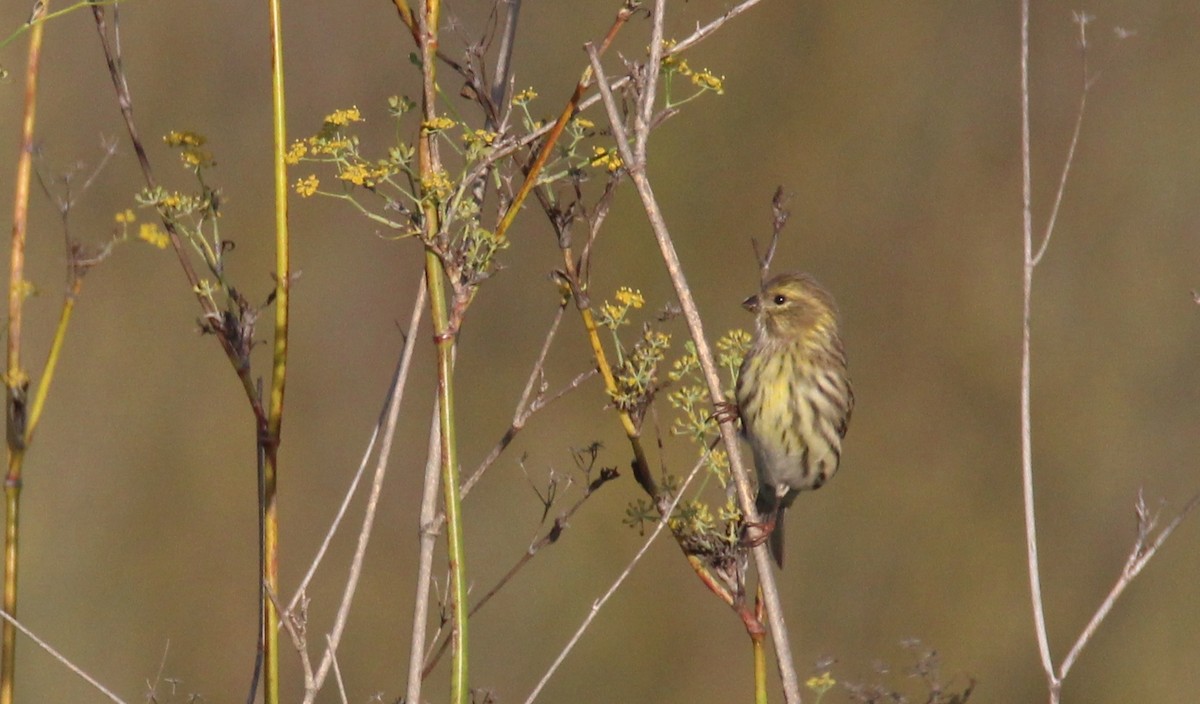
(735, 272), (853, 567)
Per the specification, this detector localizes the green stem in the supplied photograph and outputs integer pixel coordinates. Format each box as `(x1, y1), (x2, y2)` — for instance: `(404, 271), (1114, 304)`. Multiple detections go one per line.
(262, 0), (290, 702)
(416, 2), (468, 701)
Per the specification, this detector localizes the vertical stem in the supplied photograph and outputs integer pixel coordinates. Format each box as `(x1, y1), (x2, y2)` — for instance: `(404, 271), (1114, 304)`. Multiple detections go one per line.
(416, 2), (468, 702)
(263, 0), (290, 702)
(2, 6), (49, 701)
(1018, 0), (1056, 693)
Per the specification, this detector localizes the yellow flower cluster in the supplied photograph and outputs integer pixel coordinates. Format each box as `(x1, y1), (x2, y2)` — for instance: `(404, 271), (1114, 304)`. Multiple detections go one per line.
(163, 130), (205, 148)
(805, 672), (836, 699)
(591, 146), (623, 173)
(163, 130), (213, 169)
(690, 69), (725, 94)
(420, 169), (454, 201)
(421, 116), (457, 133)
(293, 175), (319, 197)
(512, 87), (538, 105)
(138, 223), (169, 249)
(323, 106), (362, 126)
(339, 161), (392, 188)
(598, 286), (644, 329)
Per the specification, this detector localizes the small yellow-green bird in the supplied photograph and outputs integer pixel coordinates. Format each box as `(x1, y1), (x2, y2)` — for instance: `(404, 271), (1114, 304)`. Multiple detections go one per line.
(735, 272), (854, 567)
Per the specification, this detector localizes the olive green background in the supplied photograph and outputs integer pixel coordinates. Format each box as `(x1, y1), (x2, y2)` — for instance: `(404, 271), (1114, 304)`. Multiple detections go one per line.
(1, 1), (1198, 702)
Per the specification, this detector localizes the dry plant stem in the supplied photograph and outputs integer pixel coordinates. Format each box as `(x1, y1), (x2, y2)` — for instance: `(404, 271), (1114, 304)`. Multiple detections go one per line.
(404, 402), (444, 704)
(288, 280), (427, 614)
(1019, 8), (1198, 702)
(1032, 14), (1091, 268)
(421, 461), (618, 678)
(2, 7), (49, 701)
(1058, 492), (1200, 679)
(297, 280), (427, 703)
(262, 1), (291, 702)
(491, 2), (636, 244)
(523, 449), (709, 704)
(490, 0), (522, 108)
(1019, 0), (1056, 688)
(586, 39), (802, 703)
(0, 612), (124, 704)
(461, 301), (567, 497)
(326, 636), (348, 704)
(90, 8), (269, 426)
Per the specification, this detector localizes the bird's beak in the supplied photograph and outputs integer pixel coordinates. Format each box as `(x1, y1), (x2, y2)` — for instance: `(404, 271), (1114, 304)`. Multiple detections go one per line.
(742, 294), (759, 313)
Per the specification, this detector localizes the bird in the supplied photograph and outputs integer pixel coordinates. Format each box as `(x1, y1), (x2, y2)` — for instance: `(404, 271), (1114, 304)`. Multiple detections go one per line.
(735, 272), (854, 567)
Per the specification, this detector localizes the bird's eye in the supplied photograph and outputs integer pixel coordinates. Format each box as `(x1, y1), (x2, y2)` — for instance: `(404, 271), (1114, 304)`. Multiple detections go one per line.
(773, 294), (787, 305)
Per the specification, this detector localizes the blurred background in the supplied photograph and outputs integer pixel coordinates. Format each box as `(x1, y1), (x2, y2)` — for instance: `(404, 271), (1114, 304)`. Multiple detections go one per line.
(1, 1), (1199, 702)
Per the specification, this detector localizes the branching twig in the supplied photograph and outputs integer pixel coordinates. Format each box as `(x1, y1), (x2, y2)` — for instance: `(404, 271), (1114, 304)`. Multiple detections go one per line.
(1031, 12), (1093, 267)
(1058, 491), (1200, 680)
(586, 18), (801, 699)
(295, 277), (427, 704)
(1019, 8), (1196, 703)
(287, 279), (427, 614)
(522, 447), (709, 704)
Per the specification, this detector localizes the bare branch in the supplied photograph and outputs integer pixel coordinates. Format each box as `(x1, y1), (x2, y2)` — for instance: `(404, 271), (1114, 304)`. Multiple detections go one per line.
(1032, 12), (1092, 267)
(522, 447), (708, 704)
(586, 40), (802, 703)
(0, 611), (124, 704)
(1058, 491), (1200, 679)
(1018, 0), (1057, 690)
(299, 277), (427, 703)
(404, 402), (445, 704)
(288, 278), (426, 612)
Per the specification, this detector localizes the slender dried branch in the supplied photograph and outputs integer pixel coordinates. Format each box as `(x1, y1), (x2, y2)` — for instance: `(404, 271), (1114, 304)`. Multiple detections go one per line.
(288, 279), (427, 613)
(586, 35), (802, 702)
(490, 0), (522, 109)
(1058, 491), (1200, 679)
(0, 611), (124, 704)
(422, 462), (619, 678)
(753, 186), (788, 285)
(404, 401), (444, 704)
(522, 447), (709, 704)
(1018, 0), (1057, 691)
(1032, 12), (1092, 267)
(298, 278), (427, 704)
(671, 0), (764, 54)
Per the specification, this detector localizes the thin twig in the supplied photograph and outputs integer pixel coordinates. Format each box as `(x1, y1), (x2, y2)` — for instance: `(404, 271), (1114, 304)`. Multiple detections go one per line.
(586, 35), (802, 703)
(489, 0), (522, 110)
(404, 401), (444, 704)
(461, 301), (568, 497)
(422, 461), (619, 678)
(1018, 0), (1057, 690)
(1058, 491), (1200, 679)
(0, 611), (124, 704)
(325, 634), (349, 704)
(287, 279), (427, 613)
(1031, 12), (1092, 267)
(670, 0), (764, 54)
(298, 277), (427, 704)
(522, 447), (709, 704)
